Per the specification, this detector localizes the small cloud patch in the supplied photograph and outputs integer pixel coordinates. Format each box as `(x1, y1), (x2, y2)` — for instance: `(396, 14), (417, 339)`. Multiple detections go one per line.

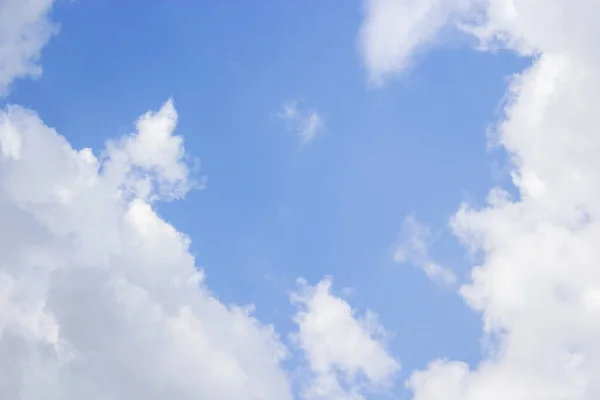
(277, 100), (324, 146)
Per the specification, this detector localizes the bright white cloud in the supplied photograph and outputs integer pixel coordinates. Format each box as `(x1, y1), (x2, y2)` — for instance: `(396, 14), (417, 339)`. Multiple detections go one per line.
(0, 0), (58, 95)
(0, 101), (295, 400)
(278, 101), (324, 145)
(291, 278), (399, 400)
(361, 0), (600, 398)
(394, 215), (456, 285)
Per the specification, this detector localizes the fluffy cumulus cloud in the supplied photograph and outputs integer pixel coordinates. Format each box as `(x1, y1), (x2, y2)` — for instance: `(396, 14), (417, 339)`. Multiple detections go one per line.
(362, 0), (600, 398)
(0, 5), (398, 398)
(394, 215), (456, 285)
(291, 278), (399, 400)
(0, 106), (396, 400)
(277, 100), (324, 146)
(0, 100), (297, 400)
(0, 0), (58, 95)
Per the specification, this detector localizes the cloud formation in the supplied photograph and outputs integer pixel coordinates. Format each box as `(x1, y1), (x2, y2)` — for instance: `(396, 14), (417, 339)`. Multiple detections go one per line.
(0, 8), (398, 398)
(0, 100), (297, 400)
(358, 0), (472, 84)
(362, 0), (600, 398)
(292, 278), (399, 400)
(394, 215), (456, 285)
(0, 99), (395, 399)
(0, 0), (58, 95)
(277, 101), (324, 146)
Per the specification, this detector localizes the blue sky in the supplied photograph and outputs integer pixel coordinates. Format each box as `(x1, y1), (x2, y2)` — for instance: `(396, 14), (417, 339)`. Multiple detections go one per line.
(8, 1), (593, 399)
(6, 0), (526, 389)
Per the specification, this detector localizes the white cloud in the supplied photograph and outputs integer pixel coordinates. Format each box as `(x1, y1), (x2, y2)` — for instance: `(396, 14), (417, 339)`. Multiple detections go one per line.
(277, 101), (324, 145)
(291, 278), (399, 400)
(361, 0), (600, 398)
(358, 0), (474, 84)
(0, 0), (58, 95)
(394, 215), (456, 285)
(0, 100), (295, 399)
(0, 7), (399, 398)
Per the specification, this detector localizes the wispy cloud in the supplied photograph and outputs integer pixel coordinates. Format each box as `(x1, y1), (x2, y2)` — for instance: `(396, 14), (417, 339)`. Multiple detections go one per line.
(357, 0), (477, 86)
(0, 0), (59, 95)
(277, 100), (324, 146)
(393, 215), (456, 285)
